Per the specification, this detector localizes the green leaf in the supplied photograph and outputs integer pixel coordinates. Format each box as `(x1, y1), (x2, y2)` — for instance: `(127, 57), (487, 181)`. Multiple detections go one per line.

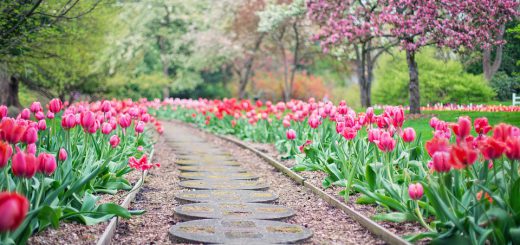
(36, 206), (62, 231)
(365, 164), (377, 191)
(355, 195), (376, 205)
(510, 227), (520, 244)
(96, 203), (131, 219)
(372, 212), (415, 223)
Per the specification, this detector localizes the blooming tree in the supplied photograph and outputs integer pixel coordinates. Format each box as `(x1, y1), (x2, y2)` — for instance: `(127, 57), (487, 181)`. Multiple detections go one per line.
(306, 0), (394, 108)
(381, 0), (518, 114)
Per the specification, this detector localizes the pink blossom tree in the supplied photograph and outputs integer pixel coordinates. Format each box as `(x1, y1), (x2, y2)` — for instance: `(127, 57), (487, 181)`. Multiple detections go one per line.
(381, 0), (518, 114)
(307, 0), (395, 108)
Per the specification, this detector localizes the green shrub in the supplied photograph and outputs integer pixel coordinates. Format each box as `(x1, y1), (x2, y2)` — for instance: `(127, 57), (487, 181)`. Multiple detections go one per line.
(373, 48), (495, 105)
(490, 72), (520, 101)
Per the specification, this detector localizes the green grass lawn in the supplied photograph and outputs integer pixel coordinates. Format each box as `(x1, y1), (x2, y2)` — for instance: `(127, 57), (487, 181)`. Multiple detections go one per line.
(403, 111), (520, 143)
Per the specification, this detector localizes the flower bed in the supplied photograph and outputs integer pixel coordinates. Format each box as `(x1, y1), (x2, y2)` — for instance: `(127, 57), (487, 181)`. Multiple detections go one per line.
(156, 98), (520, 244)
(0, 99), (161, 244)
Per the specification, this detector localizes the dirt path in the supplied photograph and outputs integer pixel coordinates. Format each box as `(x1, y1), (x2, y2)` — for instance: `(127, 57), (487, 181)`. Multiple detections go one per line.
(111, 121), (383, 244)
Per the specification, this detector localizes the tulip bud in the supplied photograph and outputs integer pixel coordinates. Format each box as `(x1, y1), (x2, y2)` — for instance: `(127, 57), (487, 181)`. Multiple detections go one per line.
(408, 183), (424, 200)
(432, 151), (451, 172)
(59, 148), (68, 161)
(23, 127), (38, 144)
(80, 111), (95, 130)
(101, 100), (111, 113)
(286, 129), (296, 140)
(38, 120), (47, 131)
(118, 114), (132, 128)
(20, 108), (30, 120)
(110, 135), (120, 148)
(376, 132), (396, 152)
(61, 114), (77, 129)
(46, 111), (55, 119)
(0, 192), (29, 232)
(37, 153), (57, 176)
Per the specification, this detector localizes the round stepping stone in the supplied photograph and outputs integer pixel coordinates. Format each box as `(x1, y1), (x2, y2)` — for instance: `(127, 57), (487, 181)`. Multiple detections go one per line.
(169, 219), (312, 244)
(175, 159), (240, 166)
(174, 203), (295, 220)
(175, 190), (278, 203)
(180, 180), (269, 190)
(179, 172), (258, 180)
(178, 166), (246, 173)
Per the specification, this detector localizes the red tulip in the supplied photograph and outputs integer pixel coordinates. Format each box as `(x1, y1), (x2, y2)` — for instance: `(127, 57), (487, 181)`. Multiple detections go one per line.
(61, 114), (77, 129)
(432, 151), (451, 173)
(128, 154), (159, 171)
(376, 132), (396, 152)
(110, 135), (120, 148)
(449, 145), (478, 169)
(451, 116), (471, 140)
(30, 102), (42, 113)
(474, 117), (492, 135)
(299, 140), (312, 153)
(341, 127), (357, 140)
(37, 153), (57, 176)
(59, 148), (68, 161)
(401, 127), (416, 143)
(425, 137), (450, 157)
(0, 192), (29, 232)
(11, 147), (38, 178)
(408, 183), (424, 200)
(286, 129), (296, 140)
(493, 123), (512, 143)
(0, 140), (13, 168)
(505, 137), (520, 160)
(479, 137), (505, 160)
(0, 106), (7, 119)
(48, 98), (63, 113)
(0, 118), (27, 144)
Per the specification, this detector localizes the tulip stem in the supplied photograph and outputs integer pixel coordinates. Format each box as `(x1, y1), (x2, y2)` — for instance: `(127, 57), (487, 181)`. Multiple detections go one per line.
(415, 202), (433, 231)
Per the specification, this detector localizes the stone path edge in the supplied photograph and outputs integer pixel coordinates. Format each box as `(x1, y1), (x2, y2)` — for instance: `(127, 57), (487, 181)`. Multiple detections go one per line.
(95, 149), (156, 245)
(173, 120), (411, 245)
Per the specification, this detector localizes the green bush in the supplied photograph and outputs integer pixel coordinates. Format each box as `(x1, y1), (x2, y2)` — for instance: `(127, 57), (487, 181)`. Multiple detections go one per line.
(490, 72), (520, 101)
(373, 48), (495, 105)
(104, 73), (170, 100)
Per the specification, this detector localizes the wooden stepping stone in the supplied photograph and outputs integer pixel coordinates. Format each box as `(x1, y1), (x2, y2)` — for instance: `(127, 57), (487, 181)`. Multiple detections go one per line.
(169, 219), (312, 244)
(179, 180), (269, 190)
(175, 190), (278, 203)
(178, 166), (247, 173)
(174, 203), (295, 220)
(179, 172), (258, 180)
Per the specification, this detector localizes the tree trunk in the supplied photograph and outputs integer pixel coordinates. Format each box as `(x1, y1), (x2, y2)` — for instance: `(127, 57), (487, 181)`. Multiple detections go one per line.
(406, 49), (420, 114)
(0, 64), (21, 108)
(237, 34), (265, 99)
(483, 24), (505, 81)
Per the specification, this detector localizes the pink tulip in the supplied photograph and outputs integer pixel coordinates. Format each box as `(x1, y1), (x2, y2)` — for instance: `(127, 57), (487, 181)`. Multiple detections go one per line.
(0, 106), (7, 119)
(80, 111), (95, 130)
(37, 153), (57, 176)
(34, 111), (45, 121)
(135, 121), (145, 133)
(37, 120), (47, 131)
(22, 127), (38, 144)
(59, 148), (67, 161)
(20, 109), (30, 120)
(118, 114), (132, 128)
(341, 127), (357, 140)
(26, 144), (36, 154)
(308, 116), (320, 129)
(401, 127), (416, 143)
(376, 132), (396, 152)
(286, 129), (296, 140)
(46, 111), (55, 119)
(61, 114), (76, 129)
(432, 151), (451, 172)
(451, 116), (471, 140)
(110, 135), (120, 148)
(101, 123), (112, 135)
(101, 100), (111, 113)
(11, 147), (38, 178)
(48, 99), (63, 113)
(30, 102), (42, 113)
(408, 183), (424, 200)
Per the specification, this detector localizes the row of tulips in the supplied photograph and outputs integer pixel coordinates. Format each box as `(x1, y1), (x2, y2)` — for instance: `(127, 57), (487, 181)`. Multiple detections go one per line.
(372, 103), (520, 112)
(0, 98), (161, 244)
(156, 98), (520, 244)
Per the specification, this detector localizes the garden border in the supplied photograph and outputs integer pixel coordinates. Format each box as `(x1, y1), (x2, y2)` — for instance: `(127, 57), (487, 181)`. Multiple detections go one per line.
(213, 134), (412, 245)
(95, 149), (155, 245)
